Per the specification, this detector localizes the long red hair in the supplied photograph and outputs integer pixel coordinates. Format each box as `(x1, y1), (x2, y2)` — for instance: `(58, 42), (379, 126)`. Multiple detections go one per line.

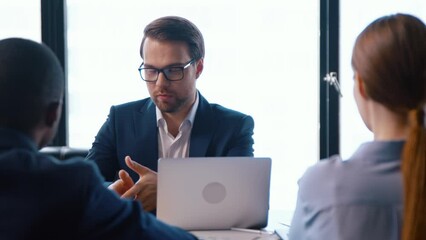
(352, 14), (426, 240)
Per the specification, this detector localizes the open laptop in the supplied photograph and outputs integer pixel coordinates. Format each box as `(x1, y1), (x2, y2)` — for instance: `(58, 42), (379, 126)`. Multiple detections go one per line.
(157, 157), (271, 231)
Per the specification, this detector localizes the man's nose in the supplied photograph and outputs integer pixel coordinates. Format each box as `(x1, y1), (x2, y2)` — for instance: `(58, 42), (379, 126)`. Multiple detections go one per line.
(156, 71), (169, 86)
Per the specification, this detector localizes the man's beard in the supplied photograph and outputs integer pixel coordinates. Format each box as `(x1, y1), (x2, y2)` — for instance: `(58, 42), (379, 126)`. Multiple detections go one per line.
(155, 96), (188, 114)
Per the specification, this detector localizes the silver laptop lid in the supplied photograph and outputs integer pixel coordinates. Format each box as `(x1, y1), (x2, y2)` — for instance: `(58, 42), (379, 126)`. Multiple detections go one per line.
(157, 157), (272, 231)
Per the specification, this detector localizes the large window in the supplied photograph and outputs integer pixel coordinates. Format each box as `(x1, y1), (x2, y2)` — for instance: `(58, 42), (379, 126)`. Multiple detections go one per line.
(340, 1), (426, 159)
(67, 0), (320, 219)
(0, 1), (40, 41)
(3, 0), (425, 226)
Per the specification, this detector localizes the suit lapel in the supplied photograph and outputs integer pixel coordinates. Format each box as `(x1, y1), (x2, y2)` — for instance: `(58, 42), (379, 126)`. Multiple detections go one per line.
(133, 100), (159, 170)
(132, 94), (214, 163)
(190, 93), (215, 157)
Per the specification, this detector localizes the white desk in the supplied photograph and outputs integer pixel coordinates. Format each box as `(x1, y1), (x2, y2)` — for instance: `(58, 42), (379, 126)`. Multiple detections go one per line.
(191, 229), (280, 240)
(190, 210), (292, 240)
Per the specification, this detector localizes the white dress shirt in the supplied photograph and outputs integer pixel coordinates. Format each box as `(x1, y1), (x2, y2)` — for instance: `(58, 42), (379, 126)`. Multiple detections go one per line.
(156, 93), (199, 159)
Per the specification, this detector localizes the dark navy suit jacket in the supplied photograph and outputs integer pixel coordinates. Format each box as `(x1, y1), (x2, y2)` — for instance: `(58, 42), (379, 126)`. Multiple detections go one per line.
(86, 92), (255, 182)
(0, 128), (196, 240)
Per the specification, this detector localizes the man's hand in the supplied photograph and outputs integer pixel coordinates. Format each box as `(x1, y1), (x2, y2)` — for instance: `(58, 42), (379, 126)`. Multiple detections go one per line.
(121, 156), (158, 212)
(108, 169), (135, 196)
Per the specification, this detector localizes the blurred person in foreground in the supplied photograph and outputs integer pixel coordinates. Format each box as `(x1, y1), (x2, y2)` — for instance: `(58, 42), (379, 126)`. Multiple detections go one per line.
(0, 37), (196, 240)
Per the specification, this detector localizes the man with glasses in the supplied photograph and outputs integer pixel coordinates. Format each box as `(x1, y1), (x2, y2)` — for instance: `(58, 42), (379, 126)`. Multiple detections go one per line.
(86, 16), (255, 212)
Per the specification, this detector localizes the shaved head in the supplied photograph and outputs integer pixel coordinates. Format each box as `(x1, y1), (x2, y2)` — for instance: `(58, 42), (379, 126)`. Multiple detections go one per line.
(0, 38), (64, 134)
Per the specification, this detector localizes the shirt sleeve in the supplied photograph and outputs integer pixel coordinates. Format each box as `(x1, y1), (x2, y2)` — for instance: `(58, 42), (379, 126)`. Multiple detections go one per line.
(288, 187), (305, 240)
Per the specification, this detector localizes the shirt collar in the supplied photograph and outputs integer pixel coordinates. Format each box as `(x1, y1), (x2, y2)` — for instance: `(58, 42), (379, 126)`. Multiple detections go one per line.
(350, 140), (405, 163)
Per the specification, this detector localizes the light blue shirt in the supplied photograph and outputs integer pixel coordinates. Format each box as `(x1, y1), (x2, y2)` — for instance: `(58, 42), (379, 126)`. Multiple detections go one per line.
(289, 141), (404, 240)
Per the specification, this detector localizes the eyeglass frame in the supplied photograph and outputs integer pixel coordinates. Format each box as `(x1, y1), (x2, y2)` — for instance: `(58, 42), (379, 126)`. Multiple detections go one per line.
(138, 59), (195, 82)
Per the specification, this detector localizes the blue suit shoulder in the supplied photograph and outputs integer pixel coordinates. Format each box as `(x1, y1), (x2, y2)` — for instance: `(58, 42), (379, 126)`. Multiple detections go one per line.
(112, 98), (153, 112)
(35, 152), (103, 180)
(199, 92), (253, 126)
(209, 103), (251, 119)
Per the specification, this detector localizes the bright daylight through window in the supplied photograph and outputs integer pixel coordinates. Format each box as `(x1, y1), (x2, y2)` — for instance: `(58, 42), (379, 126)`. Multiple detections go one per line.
(67, 0), (319, 221)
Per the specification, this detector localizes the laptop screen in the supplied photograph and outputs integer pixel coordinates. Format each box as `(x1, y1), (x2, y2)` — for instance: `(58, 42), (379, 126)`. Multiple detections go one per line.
(157, 157), (272, 230)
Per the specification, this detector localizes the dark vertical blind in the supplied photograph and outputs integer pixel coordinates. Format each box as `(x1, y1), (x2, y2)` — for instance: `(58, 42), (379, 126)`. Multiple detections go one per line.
(320, 0), (340, 159)
(41, 0), (67, 146)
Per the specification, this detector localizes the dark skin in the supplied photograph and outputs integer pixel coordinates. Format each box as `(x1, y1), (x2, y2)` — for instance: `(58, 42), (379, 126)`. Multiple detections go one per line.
(31, 101), (63, 149)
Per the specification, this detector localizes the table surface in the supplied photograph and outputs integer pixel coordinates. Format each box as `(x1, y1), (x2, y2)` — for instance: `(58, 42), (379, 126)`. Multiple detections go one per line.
(190, 209), (292, 240)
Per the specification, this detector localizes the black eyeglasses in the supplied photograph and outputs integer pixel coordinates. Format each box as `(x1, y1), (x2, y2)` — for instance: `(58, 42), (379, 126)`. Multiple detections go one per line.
(138, 59), (195, 82)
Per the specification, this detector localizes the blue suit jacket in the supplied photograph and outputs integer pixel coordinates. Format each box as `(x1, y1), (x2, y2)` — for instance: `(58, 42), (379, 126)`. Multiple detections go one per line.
(86, 92), (254, 182)
(0, 128), (196, 240)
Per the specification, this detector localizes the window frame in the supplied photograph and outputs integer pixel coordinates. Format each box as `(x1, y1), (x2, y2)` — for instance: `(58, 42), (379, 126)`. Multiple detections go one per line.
(319, 0), (340, 159)
(41, 0), (68, 146)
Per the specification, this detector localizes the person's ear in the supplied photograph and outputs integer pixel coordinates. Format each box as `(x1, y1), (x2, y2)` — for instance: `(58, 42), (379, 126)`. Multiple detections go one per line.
(45, 101), (62, 127)
(195, 58), (204, 79)
(355, 72), (368, 99)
